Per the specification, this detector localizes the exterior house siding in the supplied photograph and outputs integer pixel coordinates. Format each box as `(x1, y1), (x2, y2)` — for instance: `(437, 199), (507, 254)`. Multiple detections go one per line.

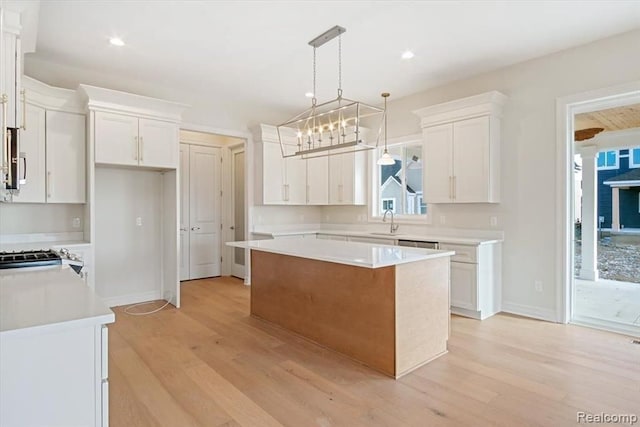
(597, 148), (640, 229)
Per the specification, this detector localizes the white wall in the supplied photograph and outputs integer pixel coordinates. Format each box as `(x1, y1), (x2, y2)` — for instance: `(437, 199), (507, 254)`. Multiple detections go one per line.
(0, 203), (84, 234)
(94, 167), (163, 304)
(367, 29), (640, 320)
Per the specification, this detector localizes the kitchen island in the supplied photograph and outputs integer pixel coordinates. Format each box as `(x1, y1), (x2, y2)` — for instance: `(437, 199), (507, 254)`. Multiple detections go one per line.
(0, 266), (114, 427)
(228, 239), (454, 378)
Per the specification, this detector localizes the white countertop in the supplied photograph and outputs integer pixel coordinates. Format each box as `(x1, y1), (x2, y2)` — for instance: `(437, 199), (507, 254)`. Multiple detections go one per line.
(0, 266), (114, 337)
(228, 238), (454, 268)
(251, 229), (501, 245)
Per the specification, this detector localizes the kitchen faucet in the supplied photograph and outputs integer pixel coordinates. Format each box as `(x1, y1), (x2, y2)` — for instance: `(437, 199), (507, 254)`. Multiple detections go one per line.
(382, 209), (399, 234)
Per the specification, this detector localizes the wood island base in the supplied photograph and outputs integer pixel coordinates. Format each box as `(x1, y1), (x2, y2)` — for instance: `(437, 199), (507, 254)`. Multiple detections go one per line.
(250, 250), (450, 378)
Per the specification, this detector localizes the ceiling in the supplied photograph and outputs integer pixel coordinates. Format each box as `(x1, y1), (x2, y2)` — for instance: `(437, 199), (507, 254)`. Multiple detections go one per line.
(575, 104), (640, 131)
(23, 1), (640, 131)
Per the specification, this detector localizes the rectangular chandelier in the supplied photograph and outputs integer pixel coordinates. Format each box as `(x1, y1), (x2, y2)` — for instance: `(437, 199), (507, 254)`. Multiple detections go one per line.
(276, 26), (386, 159)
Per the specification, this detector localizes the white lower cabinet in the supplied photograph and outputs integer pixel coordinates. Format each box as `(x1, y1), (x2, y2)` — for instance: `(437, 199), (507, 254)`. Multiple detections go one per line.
(439, 242), (501, 320)
(180, 143), (222, 280)
(0, 323), (110, 427)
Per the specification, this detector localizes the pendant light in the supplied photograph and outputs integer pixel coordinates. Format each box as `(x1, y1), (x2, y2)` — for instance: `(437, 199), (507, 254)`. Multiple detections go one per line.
(276, 25), (386, 159)
(377, 93), (395, 165)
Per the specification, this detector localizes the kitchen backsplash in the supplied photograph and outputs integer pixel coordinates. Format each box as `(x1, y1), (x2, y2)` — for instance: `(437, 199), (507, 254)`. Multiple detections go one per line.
(0, 204), (85, 235)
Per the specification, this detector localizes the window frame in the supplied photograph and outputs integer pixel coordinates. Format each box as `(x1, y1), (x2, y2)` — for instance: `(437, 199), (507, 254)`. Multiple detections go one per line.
(369, 134), (430, 224)
(596, 150), (619, 170)
(630, 148), (640, 169)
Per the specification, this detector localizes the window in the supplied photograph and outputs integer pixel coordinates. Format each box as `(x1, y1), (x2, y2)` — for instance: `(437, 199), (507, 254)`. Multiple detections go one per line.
(597, 150), (618, 170)
(382, 198), (396, 213)
(631, 148), (640, 168)
(373, 140), (426, 217)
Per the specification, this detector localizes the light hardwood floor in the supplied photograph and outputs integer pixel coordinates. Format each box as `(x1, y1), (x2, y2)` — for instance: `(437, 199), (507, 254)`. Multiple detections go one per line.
(109, 277), (640, 427)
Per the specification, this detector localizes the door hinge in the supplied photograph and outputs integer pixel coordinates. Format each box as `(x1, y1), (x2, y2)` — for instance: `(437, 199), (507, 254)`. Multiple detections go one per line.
(220, 157), (223, 163)
(220, 190), (223, 197)
(220, 223), (222, 230)
(220, 256), (223, 262)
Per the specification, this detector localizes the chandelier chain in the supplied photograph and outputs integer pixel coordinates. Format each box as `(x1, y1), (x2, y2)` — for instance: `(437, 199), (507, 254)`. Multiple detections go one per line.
(338, 33), (342, 98)
(312, 47), (317, 106)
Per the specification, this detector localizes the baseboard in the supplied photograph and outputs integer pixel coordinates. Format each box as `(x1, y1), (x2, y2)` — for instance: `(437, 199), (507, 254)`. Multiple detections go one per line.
(572, 315), (640, 338)
(501, 301), (558, 322)
(451, 306), (481, 320)
(101, 290), (164, 308)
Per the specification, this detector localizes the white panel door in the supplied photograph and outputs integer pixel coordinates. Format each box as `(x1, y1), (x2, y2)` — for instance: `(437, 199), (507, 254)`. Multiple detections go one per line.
(179, 144), (190, 281)
(453, 116), (490, 202)
(94, 111), (138, 166)
(306, 156), (328, 204)
(46, 111), (86, 203)
(12, 103), (45, 203)
(189, 145), (221, 279)
(139, 118), (178, 169)
(423, 123), (454, 203)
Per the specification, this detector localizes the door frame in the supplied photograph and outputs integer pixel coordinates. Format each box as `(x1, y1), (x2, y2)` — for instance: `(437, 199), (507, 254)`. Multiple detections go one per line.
(228, 144), (247, 279)
(555, 80), (640, 324)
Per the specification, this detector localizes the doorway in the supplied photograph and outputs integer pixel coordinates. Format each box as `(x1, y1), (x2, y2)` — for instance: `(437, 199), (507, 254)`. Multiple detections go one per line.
(558, 82), (640, 337)
(230, 145), (246, 279)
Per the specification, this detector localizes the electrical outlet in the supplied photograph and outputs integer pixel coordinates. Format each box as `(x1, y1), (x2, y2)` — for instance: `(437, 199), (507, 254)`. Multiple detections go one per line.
(490, 216), (498, 227)
(299, 214), (305, 223)
(72, 217), (81, 228)
(440, 215), (446, 225)
(534, 280), (543, 292)
(136, 217), (143, 226)
(325, 214), (330, 221)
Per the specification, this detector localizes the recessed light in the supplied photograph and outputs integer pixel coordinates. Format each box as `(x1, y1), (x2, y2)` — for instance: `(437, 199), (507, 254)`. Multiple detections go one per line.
(109, 37), (125, 47)
(401, 50), (414, 60)
(305, 92), (314, 98)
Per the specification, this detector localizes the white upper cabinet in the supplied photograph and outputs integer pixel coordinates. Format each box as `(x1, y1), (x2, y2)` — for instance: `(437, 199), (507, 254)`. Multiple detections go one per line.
(46, 111), (86, 203)
(12, 78), (87, 205)
(10, 103), (46, 203)
(414, 91), (506, 204)
(253, 124), (366, 206)
(94, 112), (138, 167)
(81, 84), (185, 171)
(138, 118), (178, 168)
(94, 112), (177, 169)
(307, 156), (328, 204)
(328, 150), (366, 205)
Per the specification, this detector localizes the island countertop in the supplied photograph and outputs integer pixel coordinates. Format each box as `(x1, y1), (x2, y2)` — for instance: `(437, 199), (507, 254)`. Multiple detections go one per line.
(227, 238), (454, 269)
(0, 266), (114, 337)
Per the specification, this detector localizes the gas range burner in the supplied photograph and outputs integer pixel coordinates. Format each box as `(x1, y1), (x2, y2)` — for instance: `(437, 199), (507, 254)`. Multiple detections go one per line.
(0, 250), (62, 270)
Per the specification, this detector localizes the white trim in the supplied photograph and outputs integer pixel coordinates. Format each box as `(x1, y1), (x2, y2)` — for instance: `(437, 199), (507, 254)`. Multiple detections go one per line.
(181, 121), (252, 139)
(603, 180), (640, 187)
(501, 302), (557, 323)
(101, 290), (163, 308)
(23, 76), (85, 114)
(571, 315), (640, 338)
(413, 91), (507, 127)
(556, 80), (640, 325)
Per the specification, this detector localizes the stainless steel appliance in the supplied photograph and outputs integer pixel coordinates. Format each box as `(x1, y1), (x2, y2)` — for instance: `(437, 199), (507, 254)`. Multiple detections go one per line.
(0, 248), (84, 278)
(0, 249), (62, 269)
(2, 127), (24, 193)
(397, 239), (439, 249)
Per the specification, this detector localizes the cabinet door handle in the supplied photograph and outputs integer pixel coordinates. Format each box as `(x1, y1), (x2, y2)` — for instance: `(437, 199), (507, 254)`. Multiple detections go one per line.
(47, 171), (52, 198)
(307, 185), (310, 203)
(20, 89), (26, 131)
(133, 136), (138, 160)
(453, 176), (456, 200)
(19, 152), (26, 184)
(449, 176), (453, 200)
(191, 226), (200, 231)
(1, 94), (7, 177)
(140, 136), (144, 162)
